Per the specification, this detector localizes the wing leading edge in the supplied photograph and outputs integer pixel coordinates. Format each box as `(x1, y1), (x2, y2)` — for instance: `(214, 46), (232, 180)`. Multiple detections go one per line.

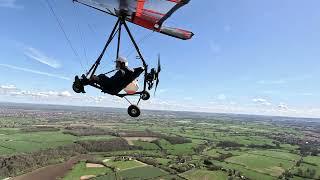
(73, 0), (193, 40)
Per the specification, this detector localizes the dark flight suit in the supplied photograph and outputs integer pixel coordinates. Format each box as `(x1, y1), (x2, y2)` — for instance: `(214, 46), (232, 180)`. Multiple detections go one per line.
(97, 67), (135, 94)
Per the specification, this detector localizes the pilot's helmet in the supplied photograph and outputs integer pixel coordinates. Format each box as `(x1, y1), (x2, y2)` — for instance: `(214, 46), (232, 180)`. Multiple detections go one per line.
(115, 56), (128, 69)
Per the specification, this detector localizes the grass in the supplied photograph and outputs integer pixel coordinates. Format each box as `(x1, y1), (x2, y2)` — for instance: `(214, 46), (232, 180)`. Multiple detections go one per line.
(217, 135), (274, 146)
(292, 162), (320, 179)
(0, 131), (76, 155)
(213, 160), (275, 180)
(225, 153), (294, 176)
(248, 150), (300, 161)
(0, 129), (120, 155)
(157, 139), (204, 155)
(155, 158), (171, 165)
(205, 149), (221, 158)
(104, 160), (146, 170)
(77, 135), (116, 141)
(303, 156), (320, 166)
(63, 161), (110, 180)
(180, 169), (228, 180)
(132, 140), (160, 150)
(95, 166), (168, 179)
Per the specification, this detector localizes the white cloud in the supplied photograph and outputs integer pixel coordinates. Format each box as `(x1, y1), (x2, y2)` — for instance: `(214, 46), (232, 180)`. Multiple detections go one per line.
(0, 85), (16, 90)
(278, 103), (289, 111)
(0, 64), (70, 80)
(0, 0), (22, 8)
(59, 91), (71, 97)
(10, 89), (74, 99)
(252, 98), (272, 106)
(0, 84), (18, 95)
(1, 85), (320, 118)
(24, 47), (61, 69)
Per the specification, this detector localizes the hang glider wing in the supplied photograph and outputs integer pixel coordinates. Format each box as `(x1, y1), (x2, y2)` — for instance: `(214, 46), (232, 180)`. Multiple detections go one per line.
(73, 0), (194, 40)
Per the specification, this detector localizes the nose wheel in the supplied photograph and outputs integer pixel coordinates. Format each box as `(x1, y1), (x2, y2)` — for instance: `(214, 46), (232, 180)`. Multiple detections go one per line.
(128, 105), (141, 117)
(141, 91), (150, 100)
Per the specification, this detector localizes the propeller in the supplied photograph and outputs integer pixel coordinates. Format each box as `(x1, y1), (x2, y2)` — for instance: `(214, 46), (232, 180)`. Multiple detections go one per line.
(154, 54), (161, 96)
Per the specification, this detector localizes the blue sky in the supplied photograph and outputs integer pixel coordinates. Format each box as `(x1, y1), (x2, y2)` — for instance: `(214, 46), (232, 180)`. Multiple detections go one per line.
(0, 0), (320, 117)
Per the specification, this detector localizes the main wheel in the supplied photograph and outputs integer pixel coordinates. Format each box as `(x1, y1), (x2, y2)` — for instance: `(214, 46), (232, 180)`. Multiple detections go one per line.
(72, 83), (82, 93)
(141, 91), (150, 101)
(127, 105), (141, 117)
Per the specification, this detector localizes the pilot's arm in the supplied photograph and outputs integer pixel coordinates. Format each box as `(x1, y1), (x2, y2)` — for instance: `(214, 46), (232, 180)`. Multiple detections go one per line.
(110, 69), (125, 82)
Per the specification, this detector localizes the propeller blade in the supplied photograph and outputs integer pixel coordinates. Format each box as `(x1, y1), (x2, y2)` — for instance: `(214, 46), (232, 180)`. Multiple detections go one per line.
(154, 54), (161, 96)
(157, 54), (161, 73)
(154, 78), (159, 96)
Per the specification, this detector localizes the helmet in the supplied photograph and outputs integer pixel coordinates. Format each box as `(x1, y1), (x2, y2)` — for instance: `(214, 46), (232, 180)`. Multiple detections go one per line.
(115, 56), (128, 67)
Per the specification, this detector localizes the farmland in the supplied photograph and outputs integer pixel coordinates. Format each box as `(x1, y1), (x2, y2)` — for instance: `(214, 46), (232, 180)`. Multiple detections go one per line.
(0, 103), (319, 179)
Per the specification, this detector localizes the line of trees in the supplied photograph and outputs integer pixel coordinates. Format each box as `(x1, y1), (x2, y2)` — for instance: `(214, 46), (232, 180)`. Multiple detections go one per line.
(75, 138), (139, 152)
(63, 126), (115, 136)
(295, 168), (318, 179)
(0, 144), (86, 177)
(20, 126), (60, 132)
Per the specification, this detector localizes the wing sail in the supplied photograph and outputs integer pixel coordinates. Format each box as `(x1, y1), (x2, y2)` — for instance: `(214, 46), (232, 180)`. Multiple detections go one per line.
(73, 0), (193, 40)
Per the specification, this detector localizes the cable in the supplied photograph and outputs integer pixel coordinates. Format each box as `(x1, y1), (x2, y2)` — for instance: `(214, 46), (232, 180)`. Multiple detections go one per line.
(124, 30), (154, 58)
(73, 4), (89, 67)
(45, 0), (85, 71)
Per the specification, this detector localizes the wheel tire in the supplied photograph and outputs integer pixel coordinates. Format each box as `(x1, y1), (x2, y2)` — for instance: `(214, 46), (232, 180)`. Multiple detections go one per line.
(72, 83), (82, 93)
(127, 105), (141, 117)
(141, 91), (150, 101)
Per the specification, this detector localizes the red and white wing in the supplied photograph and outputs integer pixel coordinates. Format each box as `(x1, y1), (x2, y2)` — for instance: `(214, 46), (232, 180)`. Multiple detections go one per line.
(74, 0), (194, 40)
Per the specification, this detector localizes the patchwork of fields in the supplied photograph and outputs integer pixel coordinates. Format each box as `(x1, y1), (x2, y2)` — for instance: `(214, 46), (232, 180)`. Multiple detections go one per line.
(0, 104), (319, 180)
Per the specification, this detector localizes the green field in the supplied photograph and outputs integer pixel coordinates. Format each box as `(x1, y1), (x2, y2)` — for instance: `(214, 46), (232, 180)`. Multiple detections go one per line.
(95, 166), (168, 179)
(157, 139), (204, 155)
(304, 156), (320, 166)
(213, 160), (275, 180)
(292, 156), (320, 179)
(132, 140), (160, 150)
(104, 159), (146, 170)
(180, 170), (228, 180)
(225, 153), (294, 176)
(155, 157), (171, 165)
(0, 131), (76, 155)
(1, 104), (319, 180)
(248, 150), (300, 161)
(64, 162), (110, 180)
(0, 130), (119, 155)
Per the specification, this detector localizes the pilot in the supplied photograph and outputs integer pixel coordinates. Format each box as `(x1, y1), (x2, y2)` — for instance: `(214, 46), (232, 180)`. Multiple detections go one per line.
(73, 56), (139, 94)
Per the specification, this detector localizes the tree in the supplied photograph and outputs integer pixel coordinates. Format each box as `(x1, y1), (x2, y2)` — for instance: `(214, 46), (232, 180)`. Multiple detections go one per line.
(310, 169), (316, 178)
(204, 159), (213, 166)
(283, 170), (293, 178)
(297, 168), (303, 176)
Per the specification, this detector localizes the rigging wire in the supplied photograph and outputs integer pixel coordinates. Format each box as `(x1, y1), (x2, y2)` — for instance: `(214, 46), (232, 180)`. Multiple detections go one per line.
(45, 0), (85, 71)
(73, 4), (89, 67)
(124, 30), (154, 59)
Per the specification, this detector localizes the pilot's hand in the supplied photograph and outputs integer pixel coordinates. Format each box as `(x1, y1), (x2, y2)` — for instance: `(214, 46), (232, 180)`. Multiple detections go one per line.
(90, 75), (99, 81)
